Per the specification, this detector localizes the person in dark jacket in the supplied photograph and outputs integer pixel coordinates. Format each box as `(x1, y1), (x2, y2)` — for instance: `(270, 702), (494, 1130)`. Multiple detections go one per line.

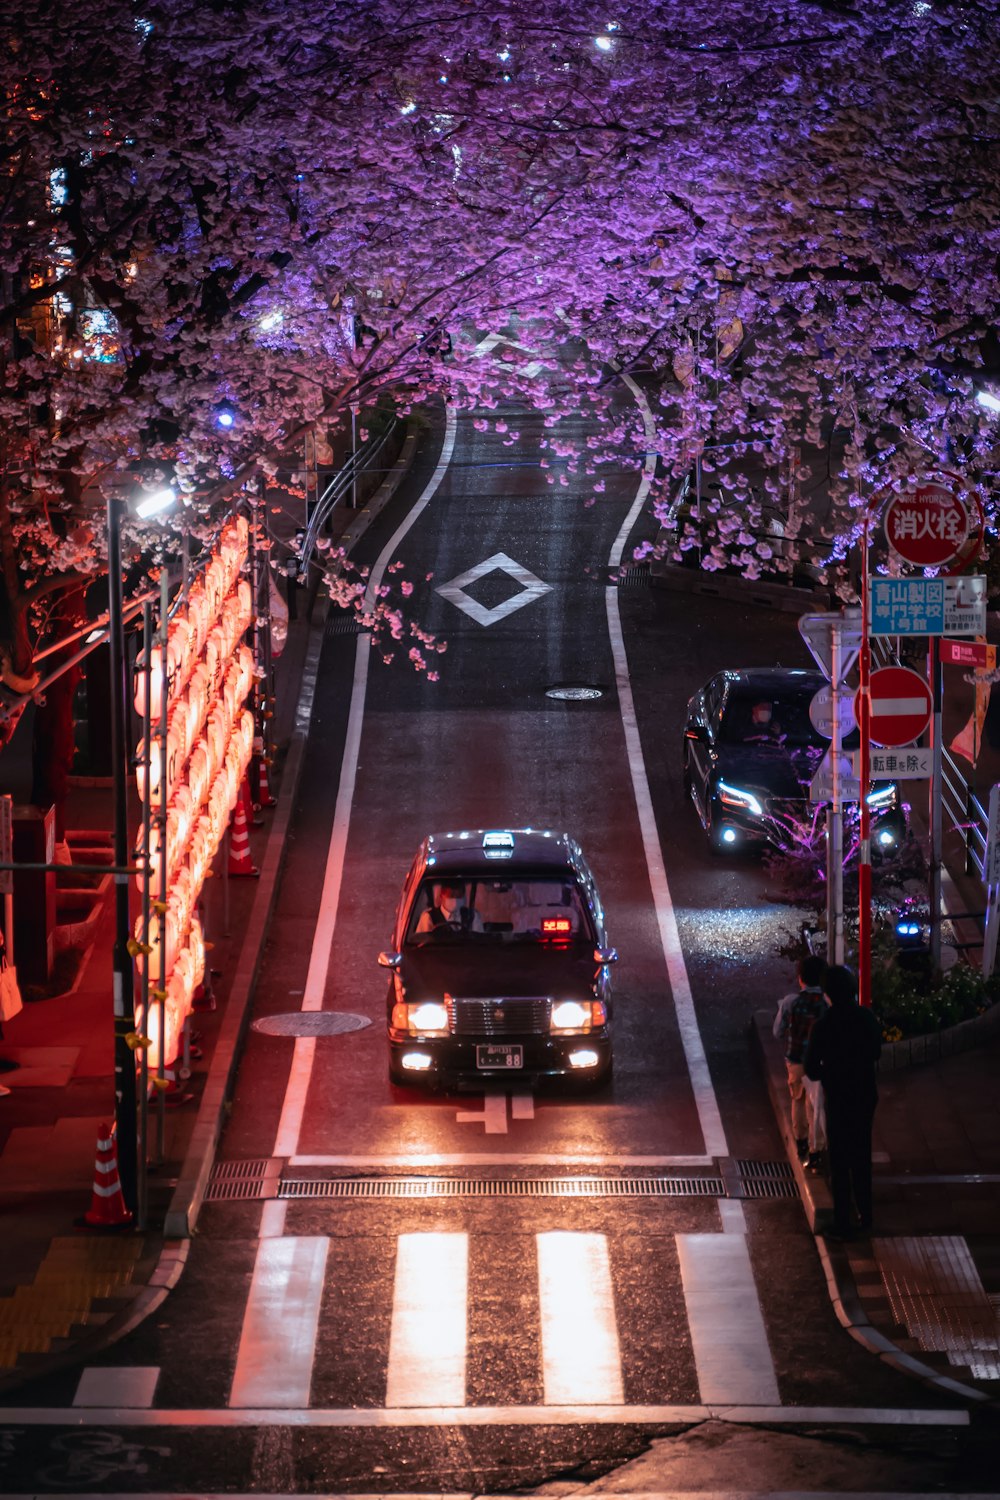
(804, 964), (882, 1240)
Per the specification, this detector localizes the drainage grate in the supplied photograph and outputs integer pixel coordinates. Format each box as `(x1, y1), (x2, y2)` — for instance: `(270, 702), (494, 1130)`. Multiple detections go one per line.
(736, 1159), (798, 1200)
(205, 1158), (281, 1203)
(278, 1174), (726, 1201)
(614, 563), (652, 587)
(325, 611), (364, 637)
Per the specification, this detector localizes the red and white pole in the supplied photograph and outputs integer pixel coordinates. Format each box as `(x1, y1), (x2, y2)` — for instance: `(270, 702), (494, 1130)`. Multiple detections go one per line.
(858, 510), (873, 1007)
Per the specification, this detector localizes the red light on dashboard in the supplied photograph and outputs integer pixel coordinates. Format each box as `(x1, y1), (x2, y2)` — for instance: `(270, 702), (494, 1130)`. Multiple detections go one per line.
(542, 917), (572, 934)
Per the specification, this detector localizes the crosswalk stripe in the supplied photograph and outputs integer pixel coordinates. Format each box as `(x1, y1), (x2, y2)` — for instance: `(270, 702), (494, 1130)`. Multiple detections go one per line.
(385, 1232), (468, 1408)
(229, 1237), (328, 1409)
(537, 1231), (623, 1405)
(677, 1233), (779, 1404)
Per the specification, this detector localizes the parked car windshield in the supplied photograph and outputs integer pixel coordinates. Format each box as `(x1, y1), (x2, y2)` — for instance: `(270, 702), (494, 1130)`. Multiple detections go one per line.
(720, 688), (824, 749)
(405, 875), (592, 946)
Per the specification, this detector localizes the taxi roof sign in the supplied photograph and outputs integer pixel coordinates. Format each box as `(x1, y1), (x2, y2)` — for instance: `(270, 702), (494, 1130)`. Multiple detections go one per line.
(483, 830), (514, 857)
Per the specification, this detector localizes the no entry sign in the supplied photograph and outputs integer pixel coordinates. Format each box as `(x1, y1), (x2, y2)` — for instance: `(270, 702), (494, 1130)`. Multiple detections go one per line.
(884, 482), (970, 569)
(854, 666), (933, 747)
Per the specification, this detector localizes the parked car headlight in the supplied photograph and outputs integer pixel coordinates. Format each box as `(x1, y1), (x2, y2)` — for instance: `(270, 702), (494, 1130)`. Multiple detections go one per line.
(717, 780), (764, 817)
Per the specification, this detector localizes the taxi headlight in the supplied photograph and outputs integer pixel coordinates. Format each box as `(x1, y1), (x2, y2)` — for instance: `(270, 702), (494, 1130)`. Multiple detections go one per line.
(407, 1001), (449, 1035)
(551, 1000), (591, 1031)
(550, 999), (607, 1034)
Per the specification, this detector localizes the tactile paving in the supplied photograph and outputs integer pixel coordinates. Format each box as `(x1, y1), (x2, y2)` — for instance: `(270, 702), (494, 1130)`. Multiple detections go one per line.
(873, 1235), (1000, 1378)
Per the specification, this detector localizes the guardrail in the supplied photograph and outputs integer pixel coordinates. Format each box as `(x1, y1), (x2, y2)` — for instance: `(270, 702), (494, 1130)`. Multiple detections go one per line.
(300, 416), (401, 572)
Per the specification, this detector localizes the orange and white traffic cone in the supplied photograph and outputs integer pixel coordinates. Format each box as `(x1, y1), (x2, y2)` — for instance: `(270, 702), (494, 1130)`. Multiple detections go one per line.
(242, 773), (264, 829)
(228, 793), (259, 877)
(82, 1123), (132, 1228)
(257, 754), (277, 809)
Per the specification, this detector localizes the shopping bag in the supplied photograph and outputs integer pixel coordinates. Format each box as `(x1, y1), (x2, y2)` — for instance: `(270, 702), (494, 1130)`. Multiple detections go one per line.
(0, 960), (22, 1024)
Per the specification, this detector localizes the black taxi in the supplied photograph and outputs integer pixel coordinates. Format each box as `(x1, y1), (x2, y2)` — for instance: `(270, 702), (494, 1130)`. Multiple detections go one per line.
(378, 828), (617, 1089)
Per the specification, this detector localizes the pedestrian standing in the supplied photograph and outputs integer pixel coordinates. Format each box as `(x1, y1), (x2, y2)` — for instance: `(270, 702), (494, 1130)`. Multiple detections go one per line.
(804, 964), (882, 1241)
(773, 953), (828, 1170)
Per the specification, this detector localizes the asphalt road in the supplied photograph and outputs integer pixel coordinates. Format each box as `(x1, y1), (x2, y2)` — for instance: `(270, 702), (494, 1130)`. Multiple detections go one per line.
(1, 381), (996, 1494)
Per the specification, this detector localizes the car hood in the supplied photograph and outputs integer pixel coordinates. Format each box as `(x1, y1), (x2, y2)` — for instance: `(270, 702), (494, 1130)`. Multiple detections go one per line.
(397, 944), (598, 1000)
(714, 742), (822, 798)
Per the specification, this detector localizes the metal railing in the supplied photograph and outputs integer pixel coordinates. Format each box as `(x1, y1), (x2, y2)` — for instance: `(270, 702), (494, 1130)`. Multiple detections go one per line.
(300, 415), (401, 573)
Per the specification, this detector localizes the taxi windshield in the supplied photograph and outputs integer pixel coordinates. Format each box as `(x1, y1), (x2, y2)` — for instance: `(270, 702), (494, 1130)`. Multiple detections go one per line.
(405, 875), (591, 946)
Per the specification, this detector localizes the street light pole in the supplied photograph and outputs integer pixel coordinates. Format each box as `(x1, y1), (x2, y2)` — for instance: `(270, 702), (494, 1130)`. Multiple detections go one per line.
(107, 494), (138, 1217)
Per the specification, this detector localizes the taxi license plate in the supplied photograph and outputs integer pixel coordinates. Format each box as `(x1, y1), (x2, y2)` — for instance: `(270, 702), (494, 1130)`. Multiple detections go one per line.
(476, 1044), (523, 1070)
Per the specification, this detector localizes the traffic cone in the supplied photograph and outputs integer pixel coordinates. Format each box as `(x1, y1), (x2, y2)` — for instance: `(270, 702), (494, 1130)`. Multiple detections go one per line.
(82, 1123), (132, 1228)
(257, 754), (277, 809)
(228, 794), (259, 877)
(243, 772), (264, 828)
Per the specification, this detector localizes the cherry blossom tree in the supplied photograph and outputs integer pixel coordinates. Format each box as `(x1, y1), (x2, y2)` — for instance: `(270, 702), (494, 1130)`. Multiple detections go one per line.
(3, 0), (1000, 755)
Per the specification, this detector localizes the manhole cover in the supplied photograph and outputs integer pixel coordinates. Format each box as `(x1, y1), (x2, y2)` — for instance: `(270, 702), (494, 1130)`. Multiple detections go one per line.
(545, 684), (604, 702)
(252, 1011), (371, 1037)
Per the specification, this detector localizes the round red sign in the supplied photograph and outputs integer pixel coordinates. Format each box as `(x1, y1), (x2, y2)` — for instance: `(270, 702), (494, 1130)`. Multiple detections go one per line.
(854, 666), (932, 748)
(884, 482), (970, 569)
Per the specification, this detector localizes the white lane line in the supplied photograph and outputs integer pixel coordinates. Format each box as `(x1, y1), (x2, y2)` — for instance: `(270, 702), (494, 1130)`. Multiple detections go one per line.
(258, 1199), (288, 1238)
(385, 1232), (468, 1408)
(0, 1404), (970, 1427)
(609, 372), (728, 1161)
(718, 1198), (747, 1233)
(510, 1093), (535, 1120)
(229, 1237), (329, 1409)
(537, 1232), (624, 1405)
(73, 1366), (160, 1408)
(288, 1153), (717, 1168)
(677, 1234), (780, 1405)
(271, 406), (458, 1161)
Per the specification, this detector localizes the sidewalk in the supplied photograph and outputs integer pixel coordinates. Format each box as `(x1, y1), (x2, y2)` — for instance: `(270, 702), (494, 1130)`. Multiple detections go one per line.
(0, 434), (416, 1391)
(755, 1008), (1000, 1407)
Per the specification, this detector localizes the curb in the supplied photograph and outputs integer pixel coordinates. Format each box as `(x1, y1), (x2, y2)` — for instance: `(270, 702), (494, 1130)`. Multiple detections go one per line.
(751, 1009), (993, 1407)
(650, 551), (831, 616)
(163, 419), (421, 1239)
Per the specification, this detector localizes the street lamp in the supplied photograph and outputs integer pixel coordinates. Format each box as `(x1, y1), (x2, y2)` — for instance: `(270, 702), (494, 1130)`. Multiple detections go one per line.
(107, 482), (178, 1217)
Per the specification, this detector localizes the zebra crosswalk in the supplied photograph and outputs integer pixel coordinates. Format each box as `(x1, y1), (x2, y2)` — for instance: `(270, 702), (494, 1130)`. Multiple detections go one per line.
(226, 1226), (775, 1411)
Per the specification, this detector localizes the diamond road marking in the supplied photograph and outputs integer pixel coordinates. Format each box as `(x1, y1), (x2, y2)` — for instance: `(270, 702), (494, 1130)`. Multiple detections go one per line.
(472, 331), (545, 378)
(436, 551), (552, 627)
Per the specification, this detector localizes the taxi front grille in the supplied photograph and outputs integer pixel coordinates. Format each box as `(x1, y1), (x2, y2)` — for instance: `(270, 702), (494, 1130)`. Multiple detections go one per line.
(447, 996), (550, 1036)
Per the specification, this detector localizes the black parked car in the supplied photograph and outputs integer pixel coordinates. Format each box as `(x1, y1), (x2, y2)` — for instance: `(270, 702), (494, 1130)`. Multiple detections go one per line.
(682, 667), (905, 852)
(379, 828), (617, 1090)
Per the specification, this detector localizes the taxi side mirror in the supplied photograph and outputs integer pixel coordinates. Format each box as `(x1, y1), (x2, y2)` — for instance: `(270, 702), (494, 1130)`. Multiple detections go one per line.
(378, 950), (402, 969)
(594, 947), (618, 965)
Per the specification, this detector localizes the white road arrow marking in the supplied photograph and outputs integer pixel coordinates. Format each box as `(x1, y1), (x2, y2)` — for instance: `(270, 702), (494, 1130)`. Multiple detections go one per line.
(455, 1093), (535, 1132)
(456, 1094), (509, 1133)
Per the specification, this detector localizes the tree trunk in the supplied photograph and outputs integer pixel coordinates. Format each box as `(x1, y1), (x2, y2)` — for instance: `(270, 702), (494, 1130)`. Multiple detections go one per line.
(30, 656), (80, 843)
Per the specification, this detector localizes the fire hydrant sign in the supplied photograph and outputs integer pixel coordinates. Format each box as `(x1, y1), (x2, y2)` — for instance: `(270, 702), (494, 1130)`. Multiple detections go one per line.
(884, 482), (971, 569)
(855, 665), (932, 747)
